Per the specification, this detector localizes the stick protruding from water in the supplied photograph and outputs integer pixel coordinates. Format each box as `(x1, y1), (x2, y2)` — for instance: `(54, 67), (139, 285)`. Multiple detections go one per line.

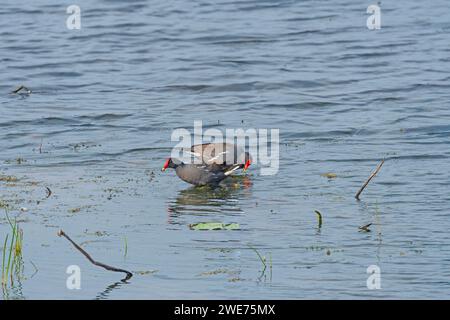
(355, 159), (385, 200)
(58, 229), (132, 280)
(11, 85), (32, 94)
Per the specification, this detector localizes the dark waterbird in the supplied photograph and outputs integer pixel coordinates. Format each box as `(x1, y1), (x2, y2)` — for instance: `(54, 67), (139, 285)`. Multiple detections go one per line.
(161, 158), (231, 186)
(162, 143), (252, 186)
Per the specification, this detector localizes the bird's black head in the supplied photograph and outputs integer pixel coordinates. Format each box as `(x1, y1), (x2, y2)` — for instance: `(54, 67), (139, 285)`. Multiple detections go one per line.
(161, 157), (178, 171)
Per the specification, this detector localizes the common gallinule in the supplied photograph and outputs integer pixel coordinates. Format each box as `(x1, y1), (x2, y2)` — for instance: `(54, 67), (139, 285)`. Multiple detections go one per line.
(161, 158), (237, 186)
(190, 143), (252, 172)
(162, 143), (251, 186)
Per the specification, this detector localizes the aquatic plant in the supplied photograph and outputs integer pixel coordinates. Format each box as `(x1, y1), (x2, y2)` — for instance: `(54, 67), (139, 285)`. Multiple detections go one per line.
(1, 210), (24, 287)
(248, 245), (272, 282)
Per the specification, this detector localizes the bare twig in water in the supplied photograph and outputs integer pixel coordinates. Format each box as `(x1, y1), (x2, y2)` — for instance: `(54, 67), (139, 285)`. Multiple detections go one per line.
(315, 210), (323, 228)
(11, 85), (25, 94)
(355, 159), (385, 200)
(359, 223), (373, 232)
(11, 85), (32, 94)
(45, 187), (52, 199)
(57, 230), (132, 280)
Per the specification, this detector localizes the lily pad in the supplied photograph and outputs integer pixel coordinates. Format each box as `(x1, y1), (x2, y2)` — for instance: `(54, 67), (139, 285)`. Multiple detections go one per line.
(189, 222), (240, 231)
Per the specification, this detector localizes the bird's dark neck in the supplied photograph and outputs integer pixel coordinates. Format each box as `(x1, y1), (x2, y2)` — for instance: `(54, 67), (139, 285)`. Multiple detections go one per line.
(173, 161), (185, 169)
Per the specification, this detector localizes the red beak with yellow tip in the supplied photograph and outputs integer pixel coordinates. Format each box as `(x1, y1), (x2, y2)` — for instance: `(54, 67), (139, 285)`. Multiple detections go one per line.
(162, 158), (170, 172)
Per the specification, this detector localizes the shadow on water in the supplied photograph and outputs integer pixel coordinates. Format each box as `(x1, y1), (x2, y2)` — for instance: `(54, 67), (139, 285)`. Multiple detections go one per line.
(166, 175), (253, 225)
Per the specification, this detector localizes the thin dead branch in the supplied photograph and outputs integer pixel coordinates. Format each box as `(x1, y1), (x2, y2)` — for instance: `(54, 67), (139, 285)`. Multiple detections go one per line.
(57, 230), (132, 280)
(11, 85), (32, 94)
(359, 223), (372, 232)
(355, 159), (385, 200)
(45, 187), (52, 199)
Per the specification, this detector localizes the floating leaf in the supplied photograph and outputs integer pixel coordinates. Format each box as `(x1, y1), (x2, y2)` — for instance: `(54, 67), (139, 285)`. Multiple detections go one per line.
(134, 270), (158, 276)
(0, 175), (19, 183)
(321, 173), (337, 179)
(189, 222), (240, 231)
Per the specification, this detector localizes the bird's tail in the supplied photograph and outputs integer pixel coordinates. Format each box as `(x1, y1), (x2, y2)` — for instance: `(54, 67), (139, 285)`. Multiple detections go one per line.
(224, 165), (240, 176)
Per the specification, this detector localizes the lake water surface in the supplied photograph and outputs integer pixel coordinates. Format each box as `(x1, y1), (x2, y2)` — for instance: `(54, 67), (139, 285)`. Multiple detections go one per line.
(1, 0), (450, 299)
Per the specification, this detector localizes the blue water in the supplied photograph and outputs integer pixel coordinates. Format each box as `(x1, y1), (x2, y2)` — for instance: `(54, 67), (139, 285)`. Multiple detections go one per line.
(1, 0), (450, 299)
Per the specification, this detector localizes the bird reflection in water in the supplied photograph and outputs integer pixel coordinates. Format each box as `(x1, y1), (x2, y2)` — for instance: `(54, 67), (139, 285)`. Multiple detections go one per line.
(167, 175), (253, 225)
